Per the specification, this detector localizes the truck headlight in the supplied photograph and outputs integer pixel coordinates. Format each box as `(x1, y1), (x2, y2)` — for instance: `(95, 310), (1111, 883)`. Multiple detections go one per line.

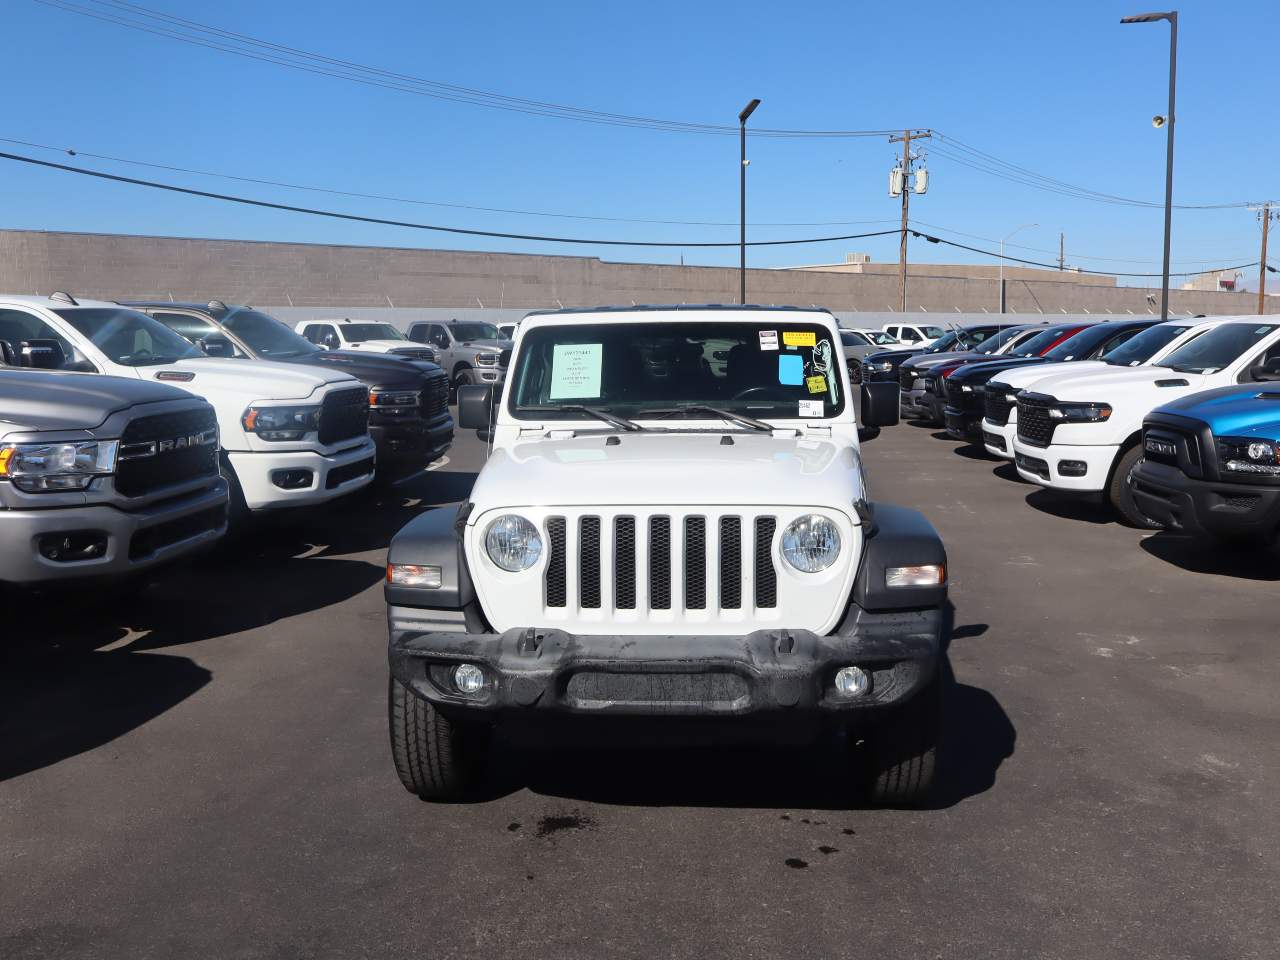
(368, 389), (420, 409)
(484, 515), (542, 571)
(0, 440), (118, 492)
(780, 514), (841, 573)
(1217, 436), (1280, 475)
(475, 353), (498, 366)
(241, 405), (322, 441)
(1047, 402), (1112, 423)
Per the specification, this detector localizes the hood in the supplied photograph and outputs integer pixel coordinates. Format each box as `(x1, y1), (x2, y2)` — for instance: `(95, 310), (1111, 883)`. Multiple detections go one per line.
(346, 339), (424, 352)
(949, 356), (1048, 385)
(0, 369), (192, 432)
(993, 359), (1109, 390)
(169, 357), (359, 400)
(1153, 384), (1280, 438)
(903, 350), (988, 372)
(842, 344), (880, 361)
(471, 432), (864, 511)
(864, 348), (920, 365)
(285, 350), (441, 387)
(459, 338), (513, 353)
(1027, 364), (1213, 402)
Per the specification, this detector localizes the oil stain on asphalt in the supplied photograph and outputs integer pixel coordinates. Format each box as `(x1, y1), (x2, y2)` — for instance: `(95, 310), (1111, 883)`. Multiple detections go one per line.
(535, 812), (598, 839)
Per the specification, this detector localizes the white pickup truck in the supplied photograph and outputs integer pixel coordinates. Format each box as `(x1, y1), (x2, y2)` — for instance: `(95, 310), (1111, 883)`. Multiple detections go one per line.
(1009, 316), (1280, 524)
(383, 305), (950, 806)
(981, 317), (1227, 460)
(0, 294), (377, 518)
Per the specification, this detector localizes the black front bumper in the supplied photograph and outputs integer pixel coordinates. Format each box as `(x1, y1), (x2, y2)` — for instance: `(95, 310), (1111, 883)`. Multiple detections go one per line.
(388, 606), (942, 720)
(371, 414), (454, 478)
(1132, 459), (1280, 540)
(943, 405), (982, 439)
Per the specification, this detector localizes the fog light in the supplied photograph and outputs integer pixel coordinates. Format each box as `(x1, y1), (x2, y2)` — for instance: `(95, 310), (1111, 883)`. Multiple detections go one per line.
(37, 532), (108, 562)
(886, 564), (945, 587)
(452, 663), (486, 696)
(1058, 460), (1088, 477)
(834, 666), (871, 698)
(271, 468), (314, 489)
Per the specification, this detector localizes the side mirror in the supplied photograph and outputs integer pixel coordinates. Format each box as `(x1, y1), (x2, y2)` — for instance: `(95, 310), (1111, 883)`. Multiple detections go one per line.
(860, 381), (900, 428)
(20, 339), (66, 370)
(0, 340), (15, 366)
(197, 335), (234, 358)
(1251, 358), (1280, 382)
(458, 383), (495, 430)
(499, 348), (512, 369)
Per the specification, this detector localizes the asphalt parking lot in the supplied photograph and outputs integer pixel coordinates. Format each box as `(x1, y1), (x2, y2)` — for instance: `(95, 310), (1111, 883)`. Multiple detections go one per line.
(3, 419), (1278, 960)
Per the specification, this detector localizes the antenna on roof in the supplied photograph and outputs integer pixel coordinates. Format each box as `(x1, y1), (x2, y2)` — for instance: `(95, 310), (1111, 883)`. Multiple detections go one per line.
(49, 291), (78, 306)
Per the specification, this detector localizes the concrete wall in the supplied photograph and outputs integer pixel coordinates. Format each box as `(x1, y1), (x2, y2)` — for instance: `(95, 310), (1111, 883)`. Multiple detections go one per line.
(1, 228), (1271, 317)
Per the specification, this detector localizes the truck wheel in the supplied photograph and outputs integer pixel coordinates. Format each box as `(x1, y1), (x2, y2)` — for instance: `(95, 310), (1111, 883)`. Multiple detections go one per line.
(449, 367), (473, 402)
(1108, 444), (1159, 529)
(864, 674), (940, 806)
(388, 675), (490, 800)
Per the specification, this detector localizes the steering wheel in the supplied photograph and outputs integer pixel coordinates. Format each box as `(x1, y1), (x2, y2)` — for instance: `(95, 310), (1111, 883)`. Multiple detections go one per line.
(732, 385), (789, 401)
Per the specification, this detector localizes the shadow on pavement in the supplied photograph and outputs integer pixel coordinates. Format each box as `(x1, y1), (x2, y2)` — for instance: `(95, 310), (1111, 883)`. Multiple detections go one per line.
(949, 440), (993, 461)
(1024, 488), (1114, 525)
(1140, 533), (1280, 580)
(991, 462), (1029, 484)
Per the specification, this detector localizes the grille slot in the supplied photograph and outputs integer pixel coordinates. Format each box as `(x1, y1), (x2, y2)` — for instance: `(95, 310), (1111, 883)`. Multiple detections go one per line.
(684, 516), (707, 610)
(649, 516), (672, 610)
(116, 407), (219, 499)
(420, 374), (450, 419)
(719, 517), (742, 610)
(754, 517), (777, 609)
(546, 517), (567, 607)
(318, 386), (369, 446)
(580, 517), (602, 608)
(984, 383), (1015, 426)
(899, 367), (913, 389)
(614, 517), (636, 610)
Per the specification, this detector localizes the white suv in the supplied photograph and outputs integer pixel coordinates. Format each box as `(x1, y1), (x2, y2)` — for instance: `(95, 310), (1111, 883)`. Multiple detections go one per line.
(882, 322), (947, 347)
(383, 305), (950, 806)
(1009, 316), (1280, 524)
(0, 294), (377, 517)
(296, 318), (436, 361)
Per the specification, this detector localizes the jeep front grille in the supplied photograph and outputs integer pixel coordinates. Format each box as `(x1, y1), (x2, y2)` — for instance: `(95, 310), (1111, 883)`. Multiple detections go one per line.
(543, 510), (778, 615)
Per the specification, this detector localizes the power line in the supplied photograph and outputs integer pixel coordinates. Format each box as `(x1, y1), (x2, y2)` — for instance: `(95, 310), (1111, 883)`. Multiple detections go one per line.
(0, 135), (900, 229)
(909, 230), (1257, 278)
(29, 0), (907, 139)
(0, 148), (907, 248)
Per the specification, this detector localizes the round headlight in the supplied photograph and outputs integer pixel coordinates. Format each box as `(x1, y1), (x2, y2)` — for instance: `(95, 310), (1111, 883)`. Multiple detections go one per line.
(484, 514), (542, 572)
(1247, 441), (1275, 461)
(780, 514), (841, 573)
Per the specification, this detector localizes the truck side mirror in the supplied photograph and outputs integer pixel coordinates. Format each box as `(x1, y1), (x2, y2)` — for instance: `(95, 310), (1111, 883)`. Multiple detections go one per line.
(499, 348), (512, 369)
(458, 383), (495, 430)
(860, 381), (900, 428)
(1250, 358), (1280, 382)
(197, 335), (234, 358)
(20, 338), (66, 369)
(0, 340), (15, 366)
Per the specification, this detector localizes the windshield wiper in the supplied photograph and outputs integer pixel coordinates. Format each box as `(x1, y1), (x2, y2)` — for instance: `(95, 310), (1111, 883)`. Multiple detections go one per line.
(646, 404), (773, 432)
(516, 404), (644, 431)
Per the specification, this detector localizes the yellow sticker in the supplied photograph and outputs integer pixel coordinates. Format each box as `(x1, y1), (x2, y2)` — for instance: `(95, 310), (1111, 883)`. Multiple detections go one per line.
(806, 375), (827, 394)
(782, 330), (816, 347)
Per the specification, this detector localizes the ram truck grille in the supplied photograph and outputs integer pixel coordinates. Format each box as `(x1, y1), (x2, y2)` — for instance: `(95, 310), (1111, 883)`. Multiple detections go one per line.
(1016, 394), (1057, 448)
(419, 374), (450, 419)
(984, 383), (1016, 425)
(318, 387), (370, 446)
(116, 407), (219, 499)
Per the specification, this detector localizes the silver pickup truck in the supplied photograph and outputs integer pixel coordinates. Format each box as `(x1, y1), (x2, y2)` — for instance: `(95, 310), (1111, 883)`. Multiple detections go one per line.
(0, 367), (228, 585)
(405, 320), (511, 393)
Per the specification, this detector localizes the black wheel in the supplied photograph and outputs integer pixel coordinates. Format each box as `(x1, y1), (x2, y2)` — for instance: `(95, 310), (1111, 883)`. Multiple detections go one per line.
(218, 453), (251, 531)
(864, 674), (941, 806)
(449, 367), (474, 402)
(388, 675), (490, 800)
(1108, 444), (1160, 529)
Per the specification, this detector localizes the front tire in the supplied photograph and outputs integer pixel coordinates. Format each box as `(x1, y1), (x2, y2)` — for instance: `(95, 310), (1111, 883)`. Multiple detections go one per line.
(1108, 444), (1159, 529)
(388, 675), (490, 800)
(864, 674), (941, 806)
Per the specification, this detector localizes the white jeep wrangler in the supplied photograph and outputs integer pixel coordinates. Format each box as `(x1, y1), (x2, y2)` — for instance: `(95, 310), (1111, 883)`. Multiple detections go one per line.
(384, 306), (948, 805)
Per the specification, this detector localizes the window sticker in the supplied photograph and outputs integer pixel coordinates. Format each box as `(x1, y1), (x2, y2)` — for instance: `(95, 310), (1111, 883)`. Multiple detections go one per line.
(759, 330), (778, 351)
(783, 330), (816, 348)
(806, 375), (827, 394)
(778, 354), (804, 385)
(798, 400), (824, 417)
(812, 339), (839, 405)
(548, 343), (603, 399)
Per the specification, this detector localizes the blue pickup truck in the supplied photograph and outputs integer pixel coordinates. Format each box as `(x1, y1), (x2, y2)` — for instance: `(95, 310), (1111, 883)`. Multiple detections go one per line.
(1132, 384), (1280, 542)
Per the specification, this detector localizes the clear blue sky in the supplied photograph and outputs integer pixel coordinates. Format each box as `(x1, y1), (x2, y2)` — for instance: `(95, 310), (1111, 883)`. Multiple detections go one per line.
(3, 0), (1277, 286)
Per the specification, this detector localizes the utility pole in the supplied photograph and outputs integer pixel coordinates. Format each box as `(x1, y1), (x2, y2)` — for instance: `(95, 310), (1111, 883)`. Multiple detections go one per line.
(738, 98), (761, 305)
(1254, 203), (1278, 315)
(888, 129), (931, 312)
(1059, 233), (1065, 271)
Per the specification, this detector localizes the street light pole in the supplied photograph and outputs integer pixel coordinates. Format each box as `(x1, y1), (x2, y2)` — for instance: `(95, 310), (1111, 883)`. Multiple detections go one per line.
(1122, 10), (1178, 321)
(999, 223), (1038, 313)
(738, 98), (761, 305)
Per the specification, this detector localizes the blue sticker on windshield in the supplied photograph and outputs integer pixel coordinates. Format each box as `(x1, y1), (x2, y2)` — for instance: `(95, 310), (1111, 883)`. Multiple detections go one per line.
(778, 354), (803, 385)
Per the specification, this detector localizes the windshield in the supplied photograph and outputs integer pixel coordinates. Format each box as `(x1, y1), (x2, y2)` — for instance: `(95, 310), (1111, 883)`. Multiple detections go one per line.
(975, 326), (1025, 354)
(1102, 323), (1191, 367)
(56, 308), (203, 366)
(1043, 325), (1126, 362)
(840, 331), (871, 347)
(923, 326), (946, 339)
(450, 322), (502, 341)
(1012, 326), (1076, 358)
(863, 330), (899, 345)
(509, 320), (845, 421)
(1157, 323), (1280, 374)
(922, 331), (962, 353)
(341, 323), (406, 342)
(223, 309), (317, 358)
